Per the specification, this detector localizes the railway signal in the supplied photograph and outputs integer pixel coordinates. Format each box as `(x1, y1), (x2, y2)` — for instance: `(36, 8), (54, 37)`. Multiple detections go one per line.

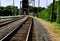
(51, 0), (55, 22)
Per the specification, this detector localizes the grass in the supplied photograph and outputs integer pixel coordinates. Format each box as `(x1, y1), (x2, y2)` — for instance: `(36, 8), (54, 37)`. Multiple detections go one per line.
(52, 22), (60, 35)
(42, 19), (60, 36)
(37, 17), (60, 36)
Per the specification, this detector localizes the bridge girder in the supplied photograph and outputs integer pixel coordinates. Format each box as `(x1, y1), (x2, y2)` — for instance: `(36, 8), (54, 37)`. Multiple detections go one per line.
(22, 0), (29, 15)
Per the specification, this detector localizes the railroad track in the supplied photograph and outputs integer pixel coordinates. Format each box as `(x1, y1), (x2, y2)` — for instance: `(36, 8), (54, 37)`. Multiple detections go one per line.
(9, 17), (33, 41)
(0, 17), (33, 41)
(0, 16), (29, 41)
(0, 16), (25, 27)
(0, 16), (52, 41)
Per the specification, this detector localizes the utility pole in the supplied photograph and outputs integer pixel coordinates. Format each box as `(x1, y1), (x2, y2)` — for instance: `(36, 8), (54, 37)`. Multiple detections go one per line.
(46, 0), (48, 7)
(32, 0), (35, 15)
(20, 1), (22, 9)
(33, 0), (35, 16)
(37, 0), (40, 17)
(12, 0), (15, 15)
(51, 0), (55, 22)
(34, 0), (35, 7)
(19, 1), (22, 15)
(13, 0), (14, 6)
(38, 0), (40, 12)
(38, 0), (40, 7)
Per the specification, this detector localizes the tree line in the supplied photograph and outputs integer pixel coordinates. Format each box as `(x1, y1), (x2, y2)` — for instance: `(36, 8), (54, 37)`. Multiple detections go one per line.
(0, 6), (19, 16)
(34, 1), (60, 24)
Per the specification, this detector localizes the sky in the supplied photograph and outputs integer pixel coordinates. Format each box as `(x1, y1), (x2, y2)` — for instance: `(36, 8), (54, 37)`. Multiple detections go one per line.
(0, 0), (53, 8)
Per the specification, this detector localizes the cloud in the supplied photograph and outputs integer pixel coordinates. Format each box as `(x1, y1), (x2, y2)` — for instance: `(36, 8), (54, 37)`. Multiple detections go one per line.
(1, 0), (53, 8)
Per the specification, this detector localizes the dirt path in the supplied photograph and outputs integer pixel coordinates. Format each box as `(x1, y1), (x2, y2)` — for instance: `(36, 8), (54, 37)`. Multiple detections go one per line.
(34, 17), (60, 41)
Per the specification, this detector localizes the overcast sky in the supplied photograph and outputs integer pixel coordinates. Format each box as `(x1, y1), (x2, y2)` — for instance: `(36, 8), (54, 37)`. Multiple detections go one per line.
(1, 0), (53, 8)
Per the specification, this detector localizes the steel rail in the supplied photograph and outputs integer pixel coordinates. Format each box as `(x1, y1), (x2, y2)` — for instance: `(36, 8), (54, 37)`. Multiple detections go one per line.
(0, 16), (28, 41)
(26, 18), (32, 41)
(0, 16), (25, 27)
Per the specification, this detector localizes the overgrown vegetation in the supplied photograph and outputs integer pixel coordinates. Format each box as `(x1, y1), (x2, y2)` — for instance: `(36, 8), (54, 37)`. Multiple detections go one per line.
(32, 0), (60, 35)
(34, 1), (60, 24)
(0, 6), (19, 16)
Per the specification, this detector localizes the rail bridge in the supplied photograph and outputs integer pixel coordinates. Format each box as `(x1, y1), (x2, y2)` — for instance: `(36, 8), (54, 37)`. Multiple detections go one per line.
(22, 0), (29, 15)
